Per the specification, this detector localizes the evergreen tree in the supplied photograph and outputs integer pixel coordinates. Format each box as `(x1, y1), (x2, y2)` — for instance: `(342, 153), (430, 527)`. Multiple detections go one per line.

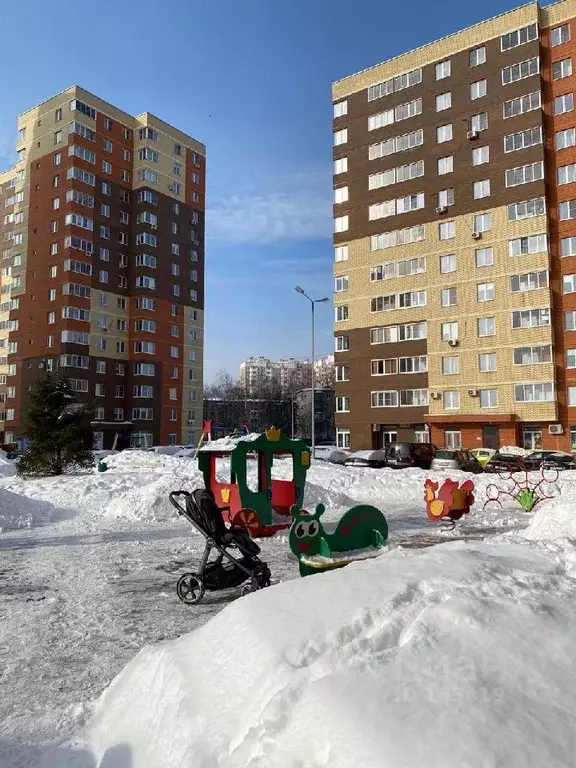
(17, 373), (95, 477)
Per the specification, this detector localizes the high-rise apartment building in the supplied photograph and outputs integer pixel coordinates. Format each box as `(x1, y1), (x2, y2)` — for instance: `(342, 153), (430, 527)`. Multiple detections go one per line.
(239, 355), (334, 397)
(0, 86), (205, 449)
(333, 0), (576, 453)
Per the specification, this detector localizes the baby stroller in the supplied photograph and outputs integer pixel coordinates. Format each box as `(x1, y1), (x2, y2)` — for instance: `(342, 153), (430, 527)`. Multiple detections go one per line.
(169, 488), (271, 605)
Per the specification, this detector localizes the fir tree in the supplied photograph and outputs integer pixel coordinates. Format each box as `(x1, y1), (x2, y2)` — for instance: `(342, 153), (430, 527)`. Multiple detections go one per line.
(17, 373), (95, 477)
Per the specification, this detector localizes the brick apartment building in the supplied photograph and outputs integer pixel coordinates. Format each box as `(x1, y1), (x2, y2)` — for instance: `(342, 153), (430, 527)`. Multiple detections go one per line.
(333, 0), (576, 453)
(0, 86), (205, 449)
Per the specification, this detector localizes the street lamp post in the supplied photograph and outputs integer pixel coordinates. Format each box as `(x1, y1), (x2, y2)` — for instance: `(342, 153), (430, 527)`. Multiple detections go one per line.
(295, 287), (329, 460)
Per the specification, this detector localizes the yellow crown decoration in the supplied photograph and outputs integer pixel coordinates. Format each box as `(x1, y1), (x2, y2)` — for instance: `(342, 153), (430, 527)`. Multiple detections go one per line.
(265, 426), (281, 442)
(220, 488), (231, 503)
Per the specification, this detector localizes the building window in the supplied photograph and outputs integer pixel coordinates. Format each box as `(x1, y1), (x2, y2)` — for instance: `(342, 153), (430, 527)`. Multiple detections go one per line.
(336, 429), (350, 449)
(475, 247), (493, 267)
(472, 146), (489, 166)
(470, 79), (487, 100)
(474, 213), (492, 232)
(470, 112), (488, 132)
(441, 322), (458, 341)
(551, 24), (570, 47)
(473, 179), (490, 199)
(436, 92), (452, 111)
(506, 161), (544, 187)
(512, 308), (550, 328)
(502, 57), (539, 85)
(439, 221), (455, 240)
(334, 129), (348, 146)
(336, 365), (350, 382)
(553, 58), (572, 80)
(441, 287), (457, 307)
(438, 188), (454, 207)
(371, 390), (398, 408)
(437, 156), (453, 175)
(477, 282), (495, 302)
(335, 335), (349, 352)
(335, 305), (349, 322)
(479, 353), (497, 372)
(478, 317), (496, 337)
(554, 93), (574, 115)
(445, 429), (461, 449)
(515, 383), (554, 402)
(469, 46), (486, 67)
(436, 124), (452, 143)
(443, 390), (460, 410)
(334, 215), (349, 233)
(514, 345), (552, 365)
(442, 356), (459, 375)
(511, 270), (548, 292)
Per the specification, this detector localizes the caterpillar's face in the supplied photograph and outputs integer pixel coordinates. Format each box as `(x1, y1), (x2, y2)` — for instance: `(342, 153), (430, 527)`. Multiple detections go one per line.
(289, 517), (323, 555)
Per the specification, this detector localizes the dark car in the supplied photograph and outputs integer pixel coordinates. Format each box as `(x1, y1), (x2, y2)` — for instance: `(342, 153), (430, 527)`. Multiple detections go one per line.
(524, 451), (576, 471)
(484, 452), (525, 473)
(344, 450), (388, 469)
(384, 442), (436, 470)
(431, 448), (483, 474)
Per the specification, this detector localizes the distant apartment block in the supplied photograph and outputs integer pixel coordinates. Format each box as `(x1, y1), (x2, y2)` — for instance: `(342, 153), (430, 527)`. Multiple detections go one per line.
(333, 0), (576, 452)
(239, 355), (334, 397)
(0, 86), (205, 449)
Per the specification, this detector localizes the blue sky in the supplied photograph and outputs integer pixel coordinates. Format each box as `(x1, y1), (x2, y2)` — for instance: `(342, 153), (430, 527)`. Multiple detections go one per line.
(0, 0), (521, 382)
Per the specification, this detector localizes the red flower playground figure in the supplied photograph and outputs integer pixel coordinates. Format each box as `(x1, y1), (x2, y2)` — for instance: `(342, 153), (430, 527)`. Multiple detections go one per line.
(425, 478), (475, 530)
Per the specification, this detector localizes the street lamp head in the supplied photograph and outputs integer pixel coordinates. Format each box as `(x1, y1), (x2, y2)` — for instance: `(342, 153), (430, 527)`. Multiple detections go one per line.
(319, 297), (330, 303)
(295, 286), (305, 294)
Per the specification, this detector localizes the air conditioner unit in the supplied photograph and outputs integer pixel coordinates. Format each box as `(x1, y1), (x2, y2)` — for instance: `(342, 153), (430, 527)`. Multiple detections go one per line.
(430, 392), (442, 400)
(549, 424), (564, 435)
(467, 129), (479, 140)
(448, 338), (459, 347)
(472, 231), (482, 240)
(468, 389), (479, 397)
(436, 206), (447, 214)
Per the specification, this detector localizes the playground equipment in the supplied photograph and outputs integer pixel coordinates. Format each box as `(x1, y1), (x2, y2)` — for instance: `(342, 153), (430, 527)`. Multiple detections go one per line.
(289, 503), (388, 577)
(484, 459), (558, 512)
(197, 427), (310, 537)
(425, 478), (475, 531)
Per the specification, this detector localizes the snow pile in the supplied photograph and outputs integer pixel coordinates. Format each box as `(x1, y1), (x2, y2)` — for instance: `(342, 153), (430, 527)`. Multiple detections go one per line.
(0, 452), (16, 477)
(499, 445), (530, 456)
(522, 484), (576, 543)
(200, 432), (261, 452)
(91, 538), (576, 768)
(0, 487), (62, 531)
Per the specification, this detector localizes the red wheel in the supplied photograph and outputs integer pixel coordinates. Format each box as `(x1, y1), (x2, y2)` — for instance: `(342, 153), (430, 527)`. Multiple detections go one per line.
(232, 508), (260, 538)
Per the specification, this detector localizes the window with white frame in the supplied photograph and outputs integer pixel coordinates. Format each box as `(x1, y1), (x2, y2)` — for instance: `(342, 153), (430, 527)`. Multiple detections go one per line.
(439, 221), (455, 240)
(334, 245), (348, 263)
(477, 282), (495, 302)
(515, 383), (554, 402)
(509, 233), (547, 256)
(440, 254), (456, 273)
(502, 57), (539, 85)
(562, 237), (576, 256)
(369, 129), (423, 160)
(566, 311), (576, 330)
(371, 294), (396, 313)
(399, 356), (427, 373)
(504, 126), (542, 152)
(503, 91), (541, 118)
(512, 308), (550, 328)
(336, 396), (350, 413)
(475, 247), (493, 267)
(508, 197), (545, 221)
(335, 335), (349, 352)
(438, 188), (454, 207)
(470, 46), (486, 66)
(436, 60), (451, 79)
(554, 93), (574, 115)
(335, 365), (349, 382)
(514, 345), (552, 365)
(368, 160), (424, 190)
(473, 179), (490, 199)
(567, 349), (576, 367)
(474, 212), (492, 232)
(564, 274), (576, 294)
(442, 356), (459, 375)
(558, 163), (576, 184)
(437, 156), (453, 175)
(441, 321), (458, 341)
(335, 305), (348, 321)
(479, 353), (497, 372)
(510, 270), (548, 292)
(441, 287), (457, 307)
(443, 391), (459, 409)
(372, 358), (398, 376)
(470, 112), (488, 132)
(367, 68), (422, 101)
(334, 129), (347, 146)
(506, 161), (544, 187)
(334, 186), (348, 203)
(472, 146), (489, 165)
(371, 391), (398, 407)
(551, 24), (570, 47)
(334, 157), (348, 175)
(478, 317), (495, 336)
(334, 100), (347, 118)
(553, 58), (572, 80)
(400, 389), (428, 406)
(501, 23), (538, 51)
(335, 275), (348, 292)
(336, 429), (350, 449)
(334, 215), (349, 232)
(436, 124), (453, 143)
(480, 389), (498, 408)
(436, 92), (452, 111)
(470, 79), (487, 99)
(560, 200), (576, 220)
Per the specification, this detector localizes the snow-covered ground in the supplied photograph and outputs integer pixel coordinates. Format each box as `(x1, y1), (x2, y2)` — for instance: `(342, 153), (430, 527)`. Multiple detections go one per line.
(1, 452), (576, 766)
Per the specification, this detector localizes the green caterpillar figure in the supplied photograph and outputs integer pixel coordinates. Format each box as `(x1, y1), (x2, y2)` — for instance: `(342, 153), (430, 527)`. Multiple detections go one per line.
(289, 503), (388, 577)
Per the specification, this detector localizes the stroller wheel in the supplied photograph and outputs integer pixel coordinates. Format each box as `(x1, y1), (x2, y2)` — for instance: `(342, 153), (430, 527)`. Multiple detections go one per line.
(240, 581), (260, 597)
(258, 566), (271, 588)
(176, 573), (205, 605)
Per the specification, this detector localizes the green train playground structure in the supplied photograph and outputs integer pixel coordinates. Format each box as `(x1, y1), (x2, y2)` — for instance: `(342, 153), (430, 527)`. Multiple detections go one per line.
(197, 426), (389, 573)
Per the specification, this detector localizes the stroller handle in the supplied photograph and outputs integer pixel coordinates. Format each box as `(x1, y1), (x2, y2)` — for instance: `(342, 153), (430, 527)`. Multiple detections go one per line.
(169, 490), (192, 515)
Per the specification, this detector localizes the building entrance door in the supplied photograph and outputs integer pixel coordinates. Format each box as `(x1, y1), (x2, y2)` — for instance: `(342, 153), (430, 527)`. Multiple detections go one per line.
(482, 425), (499, 450)
(523, 428), (542, 450)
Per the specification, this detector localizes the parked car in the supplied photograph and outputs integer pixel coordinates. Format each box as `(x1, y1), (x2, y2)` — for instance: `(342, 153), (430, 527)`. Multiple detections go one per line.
(344, 450), (388, 469)
(431, 448), (483, 474)
(327, 449), (351, 465)
(523, 451), (576, 471)
(484, 452), (526, 473)
(384, 442), (436, 470)
(469, 448), (496, 467)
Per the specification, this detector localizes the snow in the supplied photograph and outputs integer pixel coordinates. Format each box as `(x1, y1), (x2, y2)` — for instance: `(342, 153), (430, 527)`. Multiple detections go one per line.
(199, 432), (262, 452)
(2, 452), (576, 766)
(499, 444), (530, 456)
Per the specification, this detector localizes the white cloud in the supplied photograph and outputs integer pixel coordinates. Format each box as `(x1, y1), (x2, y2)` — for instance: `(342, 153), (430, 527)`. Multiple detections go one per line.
(208, 170), (332, 244)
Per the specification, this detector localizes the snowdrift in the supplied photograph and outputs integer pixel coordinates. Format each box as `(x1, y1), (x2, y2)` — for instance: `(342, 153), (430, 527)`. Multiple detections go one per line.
(91, 536), (576, 768)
